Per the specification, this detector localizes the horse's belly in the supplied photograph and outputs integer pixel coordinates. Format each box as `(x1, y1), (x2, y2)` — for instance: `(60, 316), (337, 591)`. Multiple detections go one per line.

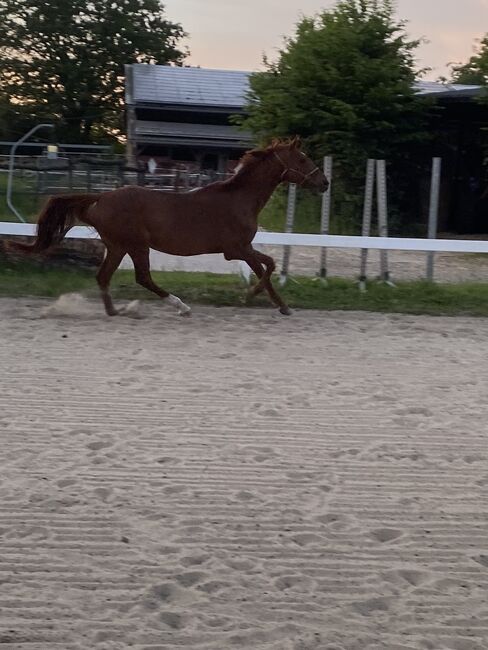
(150, 239), (220, 257)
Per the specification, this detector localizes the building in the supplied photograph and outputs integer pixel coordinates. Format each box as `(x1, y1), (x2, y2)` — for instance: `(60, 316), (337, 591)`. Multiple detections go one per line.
(125, 64), (254, 173)
(125, 65), (487, 231)
(415, 82), (487, 232)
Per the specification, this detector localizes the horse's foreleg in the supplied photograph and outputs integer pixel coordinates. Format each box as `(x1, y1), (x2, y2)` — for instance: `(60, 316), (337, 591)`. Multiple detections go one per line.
(130, 248), (191, 316)
(97, 246), (125, 316)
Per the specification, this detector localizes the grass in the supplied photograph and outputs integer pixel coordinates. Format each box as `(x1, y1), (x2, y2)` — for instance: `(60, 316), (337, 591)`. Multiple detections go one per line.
(0, 172), (41, 222)
(259, 187), (360, 235)
(2, 256), (488, 316)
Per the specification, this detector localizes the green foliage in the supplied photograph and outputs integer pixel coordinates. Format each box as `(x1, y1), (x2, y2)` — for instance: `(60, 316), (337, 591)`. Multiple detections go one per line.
(259, 187), (360, 235)
(235, 0), (430, 232)
(0, 0), (187, 142)
(450, 34), (488, 86)
(0, 173), (41, 222)
(237, 0), (428, 167)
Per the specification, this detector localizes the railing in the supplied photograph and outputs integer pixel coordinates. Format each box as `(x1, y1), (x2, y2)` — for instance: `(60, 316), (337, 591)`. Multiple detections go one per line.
(1, 160), (230, 188)
(2, 221), (488, 252)
(2, 221), (487, 283)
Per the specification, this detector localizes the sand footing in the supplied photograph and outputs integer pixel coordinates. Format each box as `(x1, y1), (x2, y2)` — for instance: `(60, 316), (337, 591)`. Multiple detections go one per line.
(0, 296), (487, 649)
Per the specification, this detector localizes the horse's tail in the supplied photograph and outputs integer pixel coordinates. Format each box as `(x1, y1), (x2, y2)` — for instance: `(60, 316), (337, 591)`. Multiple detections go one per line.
(8, 193), (100, 254)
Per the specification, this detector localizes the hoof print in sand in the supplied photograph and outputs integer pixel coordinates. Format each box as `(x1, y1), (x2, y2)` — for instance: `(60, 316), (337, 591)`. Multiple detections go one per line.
(352, 596), (391, 616)
(56, 478), (77, 489)
(396, 569), (430, 587)
(473, 555), (488, 568)
(174, 571), (206, 588)
(180, 554), (209, 568)
(86, 438), (114, 452)
(198, 580), (231, 594)
(160, 611), (186, 629)
(370, 528), (403, 543)
(275, 575), (314, 592)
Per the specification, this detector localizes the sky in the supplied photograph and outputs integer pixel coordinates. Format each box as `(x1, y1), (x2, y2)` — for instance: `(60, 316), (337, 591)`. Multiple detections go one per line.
(163, 0), (488, 80)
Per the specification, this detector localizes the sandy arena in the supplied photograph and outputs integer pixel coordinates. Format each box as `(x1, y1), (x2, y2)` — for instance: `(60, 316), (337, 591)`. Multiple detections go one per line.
(1, 295), (488, 650)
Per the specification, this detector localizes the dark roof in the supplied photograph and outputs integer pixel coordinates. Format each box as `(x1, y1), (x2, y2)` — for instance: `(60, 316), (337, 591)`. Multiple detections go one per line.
(126, 65), (484, 109)
(414, 80), (483, 99)
(135, 120), (253, 148)
(127, 65), (251, 108)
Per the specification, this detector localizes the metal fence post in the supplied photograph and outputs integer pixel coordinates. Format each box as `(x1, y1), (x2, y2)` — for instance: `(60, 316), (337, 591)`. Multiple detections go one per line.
(280, 183), (297, 286)
(7, 123), (54, 222)
(376, 159), (393, 285)
(359, 159), (376, 291)
(318, 156), (333, 283)
(426, 157), (442, 282)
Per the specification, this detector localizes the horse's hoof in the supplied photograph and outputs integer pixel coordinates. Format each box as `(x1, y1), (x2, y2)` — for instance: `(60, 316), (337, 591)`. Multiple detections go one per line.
(179, 310), (192, 318)
(106, 309), (119, 317)
(279, 306), (292, 316)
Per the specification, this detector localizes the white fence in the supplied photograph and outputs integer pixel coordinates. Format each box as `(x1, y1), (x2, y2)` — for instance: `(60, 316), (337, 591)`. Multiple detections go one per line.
(3, 221), (488, 253)
(4, 154), (485, 283)
(2, 221), (488, 281)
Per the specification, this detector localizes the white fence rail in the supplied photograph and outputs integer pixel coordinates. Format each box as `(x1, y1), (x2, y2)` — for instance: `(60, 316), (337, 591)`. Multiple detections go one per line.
(2, 221), (488, 253)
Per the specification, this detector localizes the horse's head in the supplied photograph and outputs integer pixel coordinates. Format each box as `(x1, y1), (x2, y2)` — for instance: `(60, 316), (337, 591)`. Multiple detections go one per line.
(273, 137), (329, 193)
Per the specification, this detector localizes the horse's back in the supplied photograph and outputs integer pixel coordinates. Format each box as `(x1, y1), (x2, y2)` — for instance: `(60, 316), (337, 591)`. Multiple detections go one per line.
(90, 183), (255, 256)
(90, 185), (227, 255)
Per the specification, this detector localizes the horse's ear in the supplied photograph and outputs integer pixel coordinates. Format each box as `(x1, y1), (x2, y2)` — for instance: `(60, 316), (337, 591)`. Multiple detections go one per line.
(291, 136), (302, 149)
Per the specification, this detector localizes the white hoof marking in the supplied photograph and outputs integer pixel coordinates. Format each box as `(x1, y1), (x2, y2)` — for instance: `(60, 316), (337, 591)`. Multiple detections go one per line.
(165, 294), (191, 316)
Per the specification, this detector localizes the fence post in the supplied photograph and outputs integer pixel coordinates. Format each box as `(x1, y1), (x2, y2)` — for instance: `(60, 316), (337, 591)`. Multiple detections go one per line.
(68, 159), (74, 191)
(426, 157), (442, 282)
(118, 163), (125, 188)
(376, 159), (393, 285)
(280, 183), (297, 286)
(87, 165), (92, 192)
(318, 156), (333, 283)
(359, 159), (376, 291)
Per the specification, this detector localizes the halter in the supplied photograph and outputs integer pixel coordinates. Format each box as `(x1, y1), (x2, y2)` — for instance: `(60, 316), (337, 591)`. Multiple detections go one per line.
(273, 151), (321, 186)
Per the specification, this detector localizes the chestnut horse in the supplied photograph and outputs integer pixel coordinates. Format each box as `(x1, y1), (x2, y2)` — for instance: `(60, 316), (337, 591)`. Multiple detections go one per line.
(11, 138), (328, 316)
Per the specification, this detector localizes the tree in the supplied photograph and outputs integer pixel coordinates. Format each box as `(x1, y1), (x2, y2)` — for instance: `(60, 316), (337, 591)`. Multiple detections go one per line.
(237, 0), (428, 174)
(0, 0), (187, 142)
(450, 34), (488, 86)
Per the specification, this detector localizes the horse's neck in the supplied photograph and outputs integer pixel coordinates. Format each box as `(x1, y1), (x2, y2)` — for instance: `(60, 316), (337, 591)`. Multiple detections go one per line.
(234, 158), (283, 217)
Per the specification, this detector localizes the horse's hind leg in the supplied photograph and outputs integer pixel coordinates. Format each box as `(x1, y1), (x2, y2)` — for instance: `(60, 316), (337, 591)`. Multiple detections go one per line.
(249, 250), (276, 297)
(96, 245), (125, 316)
(130, 248), (191, 316)
(227, 246), (291, 315)
(249, 255), (291, 315)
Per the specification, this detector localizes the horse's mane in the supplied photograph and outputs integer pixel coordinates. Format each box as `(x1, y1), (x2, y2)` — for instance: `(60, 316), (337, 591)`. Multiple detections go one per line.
(236, 139), (291, 174)
(194, 138), (299, 192)
(236, 143), (275, 170)
(220, 138), (300, 185)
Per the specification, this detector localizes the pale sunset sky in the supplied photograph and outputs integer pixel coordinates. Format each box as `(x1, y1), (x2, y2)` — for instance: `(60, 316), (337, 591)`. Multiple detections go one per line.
(163, 0), (488, 80)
